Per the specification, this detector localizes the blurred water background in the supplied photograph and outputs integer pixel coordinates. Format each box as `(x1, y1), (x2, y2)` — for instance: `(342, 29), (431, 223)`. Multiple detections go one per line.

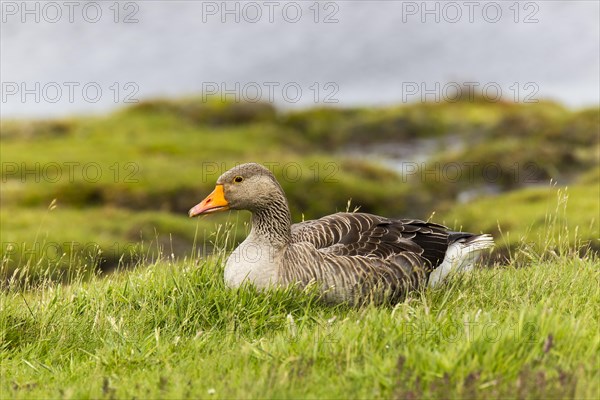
(2, 0), (598, 118)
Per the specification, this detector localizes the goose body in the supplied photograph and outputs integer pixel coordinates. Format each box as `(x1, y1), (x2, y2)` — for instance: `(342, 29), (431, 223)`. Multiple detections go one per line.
(190, 163), (494, 305)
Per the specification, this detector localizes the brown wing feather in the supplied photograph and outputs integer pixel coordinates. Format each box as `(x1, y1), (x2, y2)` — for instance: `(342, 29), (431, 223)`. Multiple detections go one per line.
(290, 212), (450, 268)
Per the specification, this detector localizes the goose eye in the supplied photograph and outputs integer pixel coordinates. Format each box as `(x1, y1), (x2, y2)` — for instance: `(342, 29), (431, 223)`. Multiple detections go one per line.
(233, 176), (243, 183)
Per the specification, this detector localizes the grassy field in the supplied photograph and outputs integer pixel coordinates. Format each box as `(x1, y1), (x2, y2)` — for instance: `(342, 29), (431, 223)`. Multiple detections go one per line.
(1, 97), (598, 398)
(2, 234), (598, 398)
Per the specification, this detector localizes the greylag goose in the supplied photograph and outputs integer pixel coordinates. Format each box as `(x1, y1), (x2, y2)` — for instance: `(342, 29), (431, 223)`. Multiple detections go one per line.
(189, 163), (494, 305)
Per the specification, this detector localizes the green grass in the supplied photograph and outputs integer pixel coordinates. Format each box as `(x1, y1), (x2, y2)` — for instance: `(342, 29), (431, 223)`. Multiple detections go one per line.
(2, 242), (598, 398)
(441, 180), (600, 255)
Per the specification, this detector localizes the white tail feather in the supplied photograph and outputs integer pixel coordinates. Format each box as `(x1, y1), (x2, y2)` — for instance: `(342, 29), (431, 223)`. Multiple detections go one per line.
(428, 234), (494, 288)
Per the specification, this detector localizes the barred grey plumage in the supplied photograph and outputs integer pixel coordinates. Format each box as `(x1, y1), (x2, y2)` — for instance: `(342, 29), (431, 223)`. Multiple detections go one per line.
(189, 162), (494, 305)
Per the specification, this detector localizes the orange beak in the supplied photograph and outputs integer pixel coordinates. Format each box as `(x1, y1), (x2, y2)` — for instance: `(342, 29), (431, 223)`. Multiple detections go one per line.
(188, 184), (230, 217)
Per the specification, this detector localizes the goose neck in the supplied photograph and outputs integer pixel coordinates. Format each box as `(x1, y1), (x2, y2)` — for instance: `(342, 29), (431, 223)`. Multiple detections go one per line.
(250, 196), (292, 246)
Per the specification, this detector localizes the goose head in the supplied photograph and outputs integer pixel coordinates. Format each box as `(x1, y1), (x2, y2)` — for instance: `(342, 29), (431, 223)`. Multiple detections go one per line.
(189, 163), (285, 217)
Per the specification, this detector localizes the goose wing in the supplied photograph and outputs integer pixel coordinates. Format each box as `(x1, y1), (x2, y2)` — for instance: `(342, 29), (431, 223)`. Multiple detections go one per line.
(290, 212), (450, 268)
(282, 241), (430, 305)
